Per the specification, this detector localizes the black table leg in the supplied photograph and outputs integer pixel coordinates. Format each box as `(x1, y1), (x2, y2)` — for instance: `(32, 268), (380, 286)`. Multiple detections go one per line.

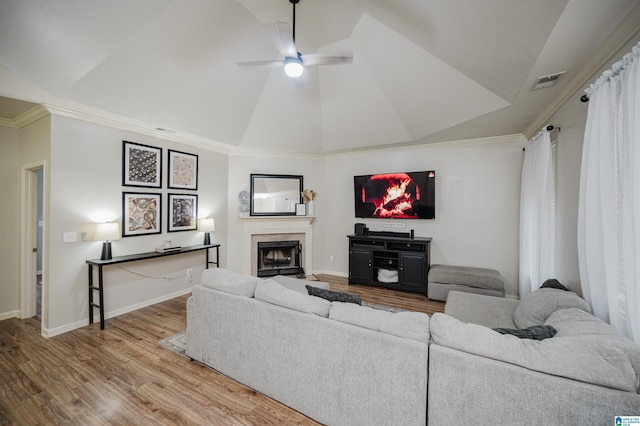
(98, 266), (105, 330)
(88, 265), (94, 325)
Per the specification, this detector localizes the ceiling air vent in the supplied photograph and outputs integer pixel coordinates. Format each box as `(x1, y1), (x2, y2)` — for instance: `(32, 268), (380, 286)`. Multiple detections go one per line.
(533, 72), (566, 90)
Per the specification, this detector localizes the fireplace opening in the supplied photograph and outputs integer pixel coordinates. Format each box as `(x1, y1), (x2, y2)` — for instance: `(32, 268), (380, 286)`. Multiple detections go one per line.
(257, 240), (303, 277)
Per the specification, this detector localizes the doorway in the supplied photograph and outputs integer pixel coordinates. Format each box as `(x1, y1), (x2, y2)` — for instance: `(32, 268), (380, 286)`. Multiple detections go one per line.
(20, 161), (46, 334)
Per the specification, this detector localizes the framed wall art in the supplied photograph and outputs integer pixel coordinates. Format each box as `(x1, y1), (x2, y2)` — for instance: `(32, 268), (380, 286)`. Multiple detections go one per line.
(122, 192), (162, 237)
(168, 193), (198, 232)
(168, 149), (198, 190)
(122, 141), (162, 188)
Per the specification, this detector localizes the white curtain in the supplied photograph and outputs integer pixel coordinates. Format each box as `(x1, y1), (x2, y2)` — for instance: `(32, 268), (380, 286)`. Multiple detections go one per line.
(519, 128), (556, 298)
(578, 41), (640, 344)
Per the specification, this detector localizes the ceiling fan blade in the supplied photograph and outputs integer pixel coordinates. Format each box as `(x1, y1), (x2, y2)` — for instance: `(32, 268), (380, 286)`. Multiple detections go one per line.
(236, 59), (283, 67)
(302, 54), (354, 67)
(277, 21), (297, 58)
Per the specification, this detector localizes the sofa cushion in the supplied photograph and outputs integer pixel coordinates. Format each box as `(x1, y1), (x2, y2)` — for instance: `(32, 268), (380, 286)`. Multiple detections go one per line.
(513, 288), (591, 329)
(430, 313), (638, 393)
(492, 325), (557, 340)
(545, 308), (640, 378)
(445, 291), (519, 328)
(200, 268), (262, 297)
(329, 302), (430, 343)
(306, 286), (361, 304)
(271, 274), (330, 294)
(254, 279), (331, 317)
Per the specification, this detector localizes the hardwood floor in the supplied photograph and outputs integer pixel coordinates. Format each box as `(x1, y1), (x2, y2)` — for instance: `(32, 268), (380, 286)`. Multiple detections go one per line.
(0, 275), (443, 425)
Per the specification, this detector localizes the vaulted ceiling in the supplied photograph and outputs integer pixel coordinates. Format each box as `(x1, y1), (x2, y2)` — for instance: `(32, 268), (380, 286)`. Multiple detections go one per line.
(1, 0), (639, 153)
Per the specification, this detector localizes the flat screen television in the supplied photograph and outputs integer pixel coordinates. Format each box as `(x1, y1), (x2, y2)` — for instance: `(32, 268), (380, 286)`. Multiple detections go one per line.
(354, 171), (435, 219)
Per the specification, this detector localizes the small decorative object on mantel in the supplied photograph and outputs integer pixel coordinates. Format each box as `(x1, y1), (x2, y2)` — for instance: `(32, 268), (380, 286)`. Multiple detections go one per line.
(238, 190), (250, 217)
(296, 203), (306, 216)
(301, 189), (316, 216)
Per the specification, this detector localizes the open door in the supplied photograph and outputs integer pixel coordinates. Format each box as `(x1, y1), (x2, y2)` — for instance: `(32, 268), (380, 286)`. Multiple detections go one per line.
(20, 161), (46, 335)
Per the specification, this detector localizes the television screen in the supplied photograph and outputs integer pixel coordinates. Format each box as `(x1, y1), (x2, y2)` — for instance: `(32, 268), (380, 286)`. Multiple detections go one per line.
(354, 171), (435, 219)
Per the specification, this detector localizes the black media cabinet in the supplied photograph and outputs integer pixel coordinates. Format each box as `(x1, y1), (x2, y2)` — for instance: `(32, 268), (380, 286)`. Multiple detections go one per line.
(348, 233), (431, 295)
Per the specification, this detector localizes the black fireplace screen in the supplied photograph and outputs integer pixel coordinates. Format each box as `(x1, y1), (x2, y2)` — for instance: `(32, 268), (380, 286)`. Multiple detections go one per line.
(257, 240), (302, 277)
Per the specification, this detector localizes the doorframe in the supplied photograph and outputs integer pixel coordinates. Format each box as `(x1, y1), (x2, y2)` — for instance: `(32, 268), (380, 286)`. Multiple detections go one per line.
(20, 160), (48, 334)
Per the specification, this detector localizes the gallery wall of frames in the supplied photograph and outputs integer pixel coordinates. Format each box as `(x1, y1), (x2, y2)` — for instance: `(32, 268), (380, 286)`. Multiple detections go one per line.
(121, 141), (199, 237)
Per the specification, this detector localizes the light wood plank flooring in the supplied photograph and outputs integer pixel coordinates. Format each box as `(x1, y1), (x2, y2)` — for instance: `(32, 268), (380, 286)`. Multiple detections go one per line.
(0, 274), (443, 425)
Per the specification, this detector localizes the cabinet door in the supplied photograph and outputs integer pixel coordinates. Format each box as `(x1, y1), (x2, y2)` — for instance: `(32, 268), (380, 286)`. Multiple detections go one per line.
(399, 252), (426, 290)
(349, 248), (372, 283)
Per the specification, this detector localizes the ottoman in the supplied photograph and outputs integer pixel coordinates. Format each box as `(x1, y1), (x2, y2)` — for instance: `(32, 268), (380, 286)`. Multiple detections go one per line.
(427, 264), (505, 301)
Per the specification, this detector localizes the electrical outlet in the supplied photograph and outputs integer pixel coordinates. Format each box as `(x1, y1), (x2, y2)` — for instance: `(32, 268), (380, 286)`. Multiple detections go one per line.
(187, 268), (193, 284)
(329, 255), (334, 262)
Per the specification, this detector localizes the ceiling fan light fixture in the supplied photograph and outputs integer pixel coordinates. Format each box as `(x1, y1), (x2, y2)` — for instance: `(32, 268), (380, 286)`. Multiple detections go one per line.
(284, 54), (303, 77)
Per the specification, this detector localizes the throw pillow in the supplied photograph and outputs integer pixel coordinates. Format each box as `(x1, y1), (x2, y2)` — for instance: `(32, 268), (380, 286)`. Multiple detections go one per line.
(493, 325), (557, 340)
(540, 278), (570, 291)
(513, 288), (591, 329)
(306, 285), (362, 305)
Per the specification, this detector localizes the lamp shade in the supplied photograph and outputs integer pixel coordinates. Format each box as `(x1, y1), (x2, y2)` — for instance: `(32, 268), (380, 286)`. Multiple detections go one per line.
(199, 218), (215, 232)
(95, 222), (121, 241)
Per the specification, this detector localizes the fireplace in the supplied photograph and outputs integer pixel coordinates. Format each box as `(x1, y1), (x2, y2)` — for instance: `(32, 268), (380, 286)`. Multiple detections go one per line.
(257, 240), (302, 277)
(242, 217), (313, 277)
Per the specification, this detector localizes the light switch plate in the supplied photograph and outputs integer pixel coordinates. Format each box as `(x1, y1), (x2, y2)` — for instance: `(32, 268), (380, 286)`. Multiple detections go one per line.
(63, 232), (77, 243)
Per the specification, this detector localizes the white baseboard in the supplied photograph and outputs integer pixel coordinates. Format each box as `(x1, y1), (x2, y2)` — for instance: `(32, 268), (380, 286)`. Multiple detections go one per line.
(0, 310), (19, 321)
(42, 288), (193, 338)
(312, 269), (348, 278)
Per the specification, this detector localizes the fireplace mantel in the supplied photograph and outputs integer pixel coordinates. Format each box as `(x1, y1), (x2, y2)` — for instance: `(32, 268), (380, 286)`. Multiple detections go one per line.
(242, 216), (314, 276)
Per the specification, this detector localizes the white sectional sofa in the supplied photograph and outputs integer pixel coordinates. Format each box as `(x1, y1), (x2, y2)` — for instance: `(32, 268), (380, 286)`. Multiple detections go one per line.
(186, 268), (431, 426)
(431, 290), (640, 425)
(186, 268), (640, 426)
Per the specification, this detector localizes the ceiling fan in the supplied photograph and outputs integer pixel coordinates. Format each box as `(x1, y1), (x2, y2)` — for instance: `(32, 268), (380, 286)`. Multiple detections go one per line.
(236, 0), (353, 78)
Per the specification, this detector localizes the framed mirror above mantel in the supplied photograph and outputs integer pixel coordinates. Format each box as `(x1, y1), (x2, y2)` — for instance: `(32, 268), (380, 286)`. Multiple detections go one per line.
(250, 174), (303, 216)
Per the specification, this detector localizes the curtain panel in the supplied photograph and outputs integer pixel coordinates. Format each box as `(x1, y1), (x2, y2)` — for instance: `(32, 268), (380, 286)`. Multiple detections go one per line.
(519, 128), (556, 298)
(578, 41), (640, 344)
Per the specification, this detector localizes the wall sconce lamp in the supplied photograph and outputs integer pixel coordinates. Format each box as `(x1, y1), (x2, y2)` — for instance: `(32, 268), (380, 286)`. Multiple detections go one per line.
(95, 222), (121, 260)
(199, 218), (215, 245)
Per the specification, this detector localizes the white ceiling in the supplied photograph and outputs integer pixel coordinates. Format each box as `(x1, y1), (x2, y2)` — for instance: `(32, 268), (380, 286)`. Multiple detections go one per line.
(1, 0), (639, 153)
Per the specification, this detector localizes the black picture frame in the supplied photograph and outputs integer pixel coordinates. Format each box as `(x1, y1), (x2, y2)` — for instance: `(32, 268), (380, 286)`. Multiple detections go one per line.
(168, 193), (198, 232)
(168, 149), (198, 190)
(122, 192), (162, 237)
(122, 141), (162, 188)
(250, 174), (303, 216)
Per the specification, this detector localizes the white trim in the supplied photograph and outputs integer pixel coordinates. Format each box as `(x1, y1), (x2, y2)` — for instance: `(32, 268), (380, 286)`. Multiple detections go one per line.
(20, 161), (47, 325)
(0, 310), (19, 321)
(323, 134), (526, 159)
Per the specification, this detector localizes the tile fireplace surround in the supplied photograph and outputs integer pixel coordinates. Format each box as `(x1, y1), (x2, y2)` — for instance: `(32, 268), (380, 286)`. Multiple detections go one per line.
(241, 216), (314, 276)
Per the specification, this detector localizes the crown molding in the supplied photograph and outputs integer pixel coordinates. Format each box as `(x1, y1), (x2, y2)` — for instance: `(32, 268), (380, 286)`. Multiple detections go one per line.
(524, 4), (640, 138)
(42, 103), (233, 154)
(14, 104), (49, 128)
(323, 133), (526, 159)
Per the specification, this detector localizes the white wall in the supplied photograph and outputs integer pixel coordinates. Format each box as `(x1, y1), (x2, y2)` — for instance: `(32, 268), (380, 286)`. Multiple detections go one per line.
(45, 115), (228, 336)
(321, 135), (525, 296)
(0, 125), (22, 319)
(226, 153), (325, 274)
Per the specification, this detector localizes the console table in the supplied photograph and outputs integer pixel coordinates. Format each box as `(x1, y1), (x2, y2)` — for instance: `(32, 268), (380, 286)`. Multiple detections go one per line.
(348, 233), (431, 295)
(86, 244), (220, 330)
